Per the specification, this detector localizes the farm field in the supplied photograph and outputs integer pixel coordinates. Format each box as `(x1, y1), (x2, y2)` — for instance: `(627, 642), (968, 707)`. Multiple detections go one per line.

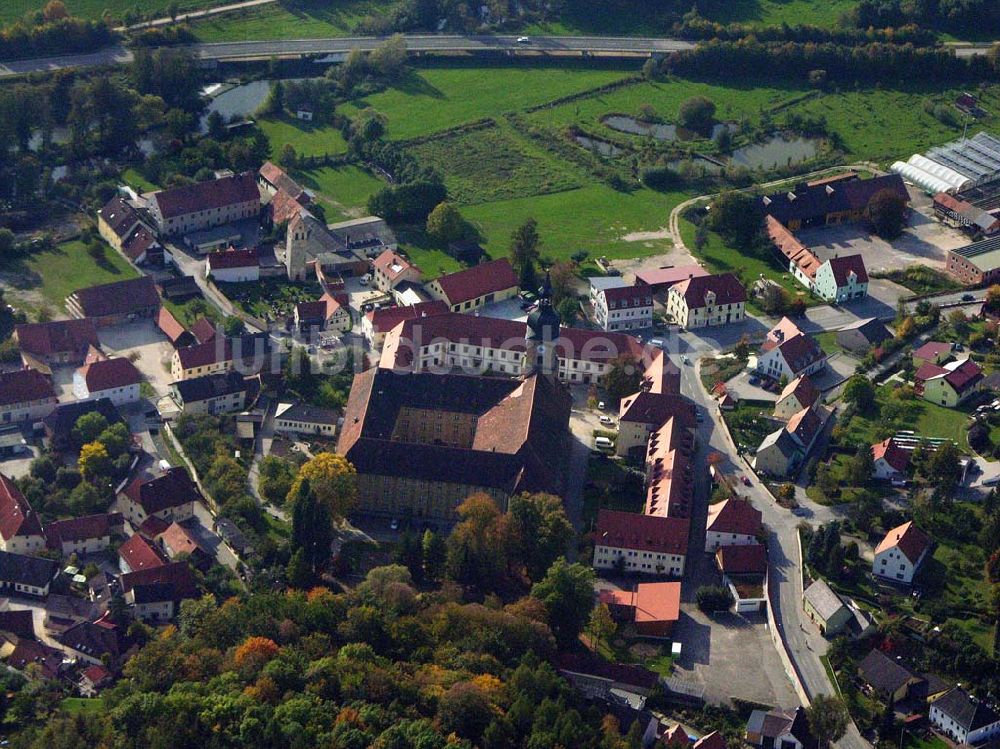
(259, 116), (348, 159)
(1, 0), (228, 24)
(341, 61), (635, 140)
(189, 0), (382, 42)
(294, 164), (385, 220)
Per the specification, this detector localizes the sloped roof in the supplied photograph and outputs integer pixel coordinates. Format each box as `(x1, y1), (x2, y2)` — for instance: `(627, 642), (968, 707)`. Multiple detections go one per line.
(207, 247), (258, 270)
(122, 224), (158, 261)
(761, 173), (908, 226)
(189, 317), (218, 345)
(692, 731), (726, 749)
(366, 300), (449, 334)
(786, 405), (823, 448)
(69, 276), (159, 319)
(58, 620), (119, 660)
(595, 508), (689, 556)
(79, 357), (143, 392)
(757, 428), (798, 461)
(706, 498), (762, 537)
(912, 341), (952, 361)
(858, 649), (916, 695)
(934, 687), (1000, 732)
(156, 522), (204, 557)
(15, 319), (99, 358)
(0, 550), (58, 588)
(153, 172), (259, 220)
(635, 264), (709, 288)
(875, 521), (931, 565)
(772, 334), (825, 376)
(259, 161), (307, 201)
(46, 513), (122, 547)
(826, 254), (869, 286)
(767, 216), (821, 279)
(914, 362), (949, 382)
(122, 468), (201, 515)
(275, 401), (339, 426)
(156, 307), (187, 344)
(803, 578), (846, 620)
(118, 533), (167, 572)
(98, 195), (141, 239)
(943, 358), (983, 393)
(838, 317), (891, 344)
(0, 474), (43, 542)
(0, 368), (56, 407)
(373, 249), (420, 282)
(432, 258), (518, 305)
(872, 438), (909, 473)
(672, 272), (747, 308)
(716, 543), (767, 575)
(120, 560), (199, 600)
(619, 391), (696, 427)
(778, 376), (820, 410)
(172, 371), (248, 404)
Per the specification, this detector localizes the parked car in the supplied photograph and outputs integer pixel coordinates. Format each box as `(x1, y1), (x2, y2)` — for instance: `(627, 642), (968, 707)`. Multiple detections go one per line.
(598, 401), (606, 410)
(594, 436), (614, 450)
(516, 36), (530, 43)
(742, 476), (752, 486)
(389, 518), (399, 530)
(962, 293), (976, 301)
(681, 355), (690, 365)
(599, 415), (615, 426)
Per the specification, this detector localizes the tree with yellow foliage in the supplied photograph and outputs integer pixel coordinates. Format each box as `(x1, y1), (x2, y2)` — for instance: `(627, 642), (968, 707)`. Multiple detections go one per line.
(78, 441), (111, 481)
(287, 452), (357, 521)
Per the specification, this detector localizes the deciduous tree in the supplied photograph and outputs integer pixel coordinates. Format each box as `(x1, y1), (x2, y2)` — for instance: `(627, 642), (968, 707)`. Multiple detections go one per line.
(530, 558), (595, 648)
(288, 453), (357, 521)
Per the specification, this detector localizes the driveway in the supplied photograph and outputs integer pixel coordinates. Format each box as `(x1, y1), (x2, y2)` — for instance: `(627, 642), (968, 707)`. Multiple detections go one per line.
(809, 353), (856, 391)
(98, 320), (175, 396)
(725, 370), (778, 402)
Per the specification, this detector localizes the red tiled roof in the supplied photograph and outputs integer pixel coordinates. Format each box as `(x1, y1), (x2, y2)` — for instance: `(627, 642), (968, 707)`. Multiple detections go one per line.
(786, 405), (823, 447)
(8, 639), (63, 679)
(872, 438), (909, 473)
(15, 319), (99, 358)
(366, 300), (449, 334)
(156, 522), (203, 557)
(827, 254), (869, 286)
(875, 521), (931, 565)
(619, 391), (696, 427)
(156, 307), (187, 344)
(716, 543), (768, 575)
(767, 216), (822, 279)
(0, 473), (43, 542)
(259, 162), (307, 202)
(775, 334), (825, 376)
(706, 498), (762, 537)
(372, 250), (419, 282)
(595, 508), (689, 556)
(45, 512), (122, 548)
(660, 724), (689, 748)
(121, 224), (158, 261)
(98, 196), (141, 239)
(914, 362), (948, 383)
(766, 317), (805, 346)
(70, 276), (160, 319)
(672, 272), (747, 308)
(778, 375), (820, 409)
(176, 339), (232, 369)
(81, 664), (111, 685)
(635, 264), (709, 288)
(120, 560), (199, 600)
(118, 533), (167, 572)
(602, 581), (681, 626)
(432, 259), (518, 305)
(153, 172), (259, 220)
(0, 369), (56, 407)
(80, 357), (142, 392)
(269, 187), (307, 225)
(122, 468), (201, 516)
(601, 284), (653, 308)
(207, 247), (258, 270)
(912, 341), (952, 362)
(138, 515), (170, 538)
(188, 317), (218, 345)
(296, 300), (327, 322)
(693, 732), (727, 749)
(943, 359), (983, 393)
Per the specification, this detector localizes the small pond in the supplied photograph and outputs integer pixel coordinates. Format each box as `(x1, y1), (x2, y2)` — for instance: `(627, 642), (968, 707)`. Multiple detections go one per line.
(574, 135), (624, 157)
(665, 155), (725, 175)
(730, 135), (821, 170)
(603, 114), (735, 142)
(200, 79), (276, 132)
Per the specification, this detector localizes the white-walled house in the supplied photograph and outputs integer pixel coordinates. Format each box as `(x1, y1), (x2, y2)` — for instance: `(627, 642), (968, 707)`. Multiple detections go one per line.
(0, 474), (47, 555)
(593, 284), (654, 332)
(758, 319), (826, 381)
(206, 248), (260, 283)
(592, 509), (688, 577)
(813, 254), (868, 303)
(704, 498), (762, 552)
(872, 521), (931, 585)
(930, 687), (1000, 746)
(72, 358), (143, 406)
(871, 438), (909, 481)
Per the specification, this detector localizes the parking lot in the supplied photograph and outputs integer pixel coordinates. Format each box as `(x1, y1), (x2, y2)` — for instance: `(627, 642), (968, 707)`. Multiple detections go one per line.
(98, 320), (175, 396)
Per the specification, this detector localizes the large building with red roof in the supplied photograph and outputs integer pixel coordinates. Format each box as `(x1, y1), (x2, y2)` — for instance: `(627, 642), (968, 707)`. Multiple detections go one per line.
(72, 357), (143, 406)
(0, 474), (45, 555)
(146, 172), (260, 236)
(0, 369), (58, 426)
(45, 512), (124, 556)
(599, 581), (681, 637)
(361, 300), (449, 349)
(118, 532), (167, 574)
(426, 258), (519, 312)
(705, 498), (762, 552)
(593, 283), (653, 332)
(118, 468), (200, 527)
(13, 319), (99, 367)
(873, 521), (931, 584)
(666, 272), (747, 329)
(593, 509), (688, 577)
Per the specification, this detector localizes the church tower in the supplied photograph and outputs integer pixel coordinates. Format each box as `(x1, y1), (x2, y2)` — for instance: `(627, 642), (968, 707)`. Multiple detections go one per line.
(526, 272), (561, 377)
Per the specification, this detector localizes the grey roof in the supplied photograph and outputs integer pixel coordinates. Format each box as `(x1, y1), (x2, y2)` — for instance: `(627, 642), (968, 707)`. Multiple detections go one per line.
(934, 687), (1000, 732)
(172, 371), (249, 404)
(858, 649), (915, 695)
(758, 428), (799, 460)
(275, 402), (339, 426)
(803, 579), (847, 621)
(590, 276), (629, 292)
(0, 550), (59, 589)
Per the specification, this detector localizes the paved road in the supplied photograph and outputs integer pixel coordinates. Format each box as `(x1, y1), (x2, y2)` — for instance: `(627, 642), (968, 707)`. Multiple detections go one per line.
(119, 0), (276, 31)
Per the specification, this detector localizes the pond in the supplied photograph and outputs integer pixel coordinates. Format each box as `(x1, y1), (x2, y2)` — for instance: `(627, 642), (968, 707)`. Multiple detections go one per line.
(665, 154), (725, 175)
(730, 134), (821, 170)
(603, 114), (735, 143)
(574, 135), (624, 157)
(201, 79), (275, 132)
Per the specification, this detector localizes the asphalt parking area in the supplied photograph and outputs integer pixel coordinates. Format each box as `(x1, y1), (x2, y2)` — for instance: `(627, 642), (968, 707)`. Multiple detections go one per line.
(97, 320), (175, 396)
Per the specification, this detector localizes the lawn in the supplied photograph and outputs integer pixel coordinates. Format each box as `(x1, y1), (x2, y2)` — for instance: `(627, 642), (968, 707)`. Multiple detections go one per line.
(163, 295), (220, 327)
(188, 0), (384, 42)
(843, 386), (972, 447)
(258, 116), (348, 159)
(874, 266), (962, 296)
(3, 240), (138, 315)
(408, 124), (584, 205)
(699, 0), (858, 27)
(1, 0), (229, 23)
(294, 164), (386, 220)
(904, 735), (950, 749)
(582, 455), (645, 526)
(60, 697), (101, 714)
(464, 184), (685, 262)
(341, 61), (635, 140)
(723, 401), (783, 453)
(122, 167), (160, 193)
(398, 242), (464, 279)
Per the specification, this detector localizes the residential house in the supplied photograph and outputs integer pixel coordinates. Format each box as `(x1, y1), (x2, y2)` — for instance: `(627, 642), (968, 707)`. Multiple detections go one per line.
(753, 428), (801, 477)
(120, 561), (199, 622)
(774, 376), (820, 420)
(118, 532), (167, 574)
(188, 317), (219, 346)
(6, 639), (65, 680)
(704, 498), (762, 552)
(170, 333), (275, 381)
(758, 319), (826, 381)
(274, 402), (339, 438)
(45, 513), (124, 556)
(13, 319), (99, 368)
(930, 687), (1000, 745)
(371, 249), (422, 293)
(0, 369), (58, 426)
(746, 706), (818, 749)
(916, 358), (983, 407)
(912, 341), (954, 369)
(588, 276), (628, 309)
(78, 664), (113, 697)
(362, 300), (449, 349)
(426, 259), (519, 312)
(42, 399), (121, 451)
(599, 581), (681, 637)
(802, 579), (852, 636)
(72, 357), (143, 406)
(665, 273), (747, 329)
(0, 474), (46, 555)
(206, 247), (259, 283)
(58, 620), (120, 666)
(66, 276), (161, 327)
(643, 415), (698, 521)
(786, 405), (826, 454)
(814, 254), (869, 303)
(857, 649), (924, 703)
(156, 522), (209, 567)
(214, 517), (254, 559)
(837, 317), (893, 354)
(592, 509), (688, 577)
(594, 284), (654, 332)
(715, 543), (768, 613)
(871, 438), (909, 481)
(693, 732), (727, 749)
(169, 371), (250, 415)
(97, 195), (144, 251)
(0, 550), (59, 597)
(146, 172), (260, 237)
(121, 224), (162, 265)
(616, 391), (697, 458)
(118, 468), (200, 527)
(873, 521), (931, 585)
(635, 265), (710, 296)
(293, 292), (351, 335)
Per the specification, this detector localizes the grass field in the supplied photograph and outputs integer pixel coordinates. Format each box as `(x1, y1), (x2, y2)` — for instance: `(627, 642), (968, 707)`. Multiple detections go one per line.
(1, 0), (229, 23)
(294, 164), (386, 220)
(464, 184), (684, 262)
(258, 116), (348, 159)
(341, 61), (635, 140)
(189, 0), (382, 42)
(844, 386), (972, 446)
(409, 124), (584, 205)
(398, 242), (464, 279)
(60, 697), (101, 714)
(122, 167), (159, 193)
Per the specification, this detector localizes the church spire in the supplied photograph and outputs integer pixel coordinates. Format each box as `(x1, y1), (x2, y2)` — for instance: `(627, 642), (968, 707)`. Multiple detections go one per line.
(526, 270), (560, 376)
